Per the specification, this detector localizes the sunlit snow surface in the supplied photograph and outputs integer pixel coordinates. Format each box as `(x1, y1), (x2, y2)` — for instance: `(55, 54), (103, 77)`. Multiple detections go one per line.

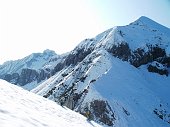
(92, 57), (170, 127)
(0, 80), (101, 127)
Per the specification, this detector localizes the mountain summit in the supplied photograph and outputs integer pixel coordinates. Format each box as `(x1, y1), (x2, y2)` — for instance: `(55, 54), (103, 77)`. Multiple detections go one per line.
(134, 16), (170, 34)
(0, 16), (170, 126)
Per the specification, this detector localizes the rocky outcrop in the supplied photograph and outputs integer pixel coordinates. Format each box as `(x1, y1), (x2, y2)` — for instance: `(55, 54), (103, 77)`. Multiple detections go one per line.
(153, 104), (170, 124)
(64, 48), (93, 66)
(18, 69), (38, 86)
(3, 68), (50, 86)
(79, 100), (116, 126)
(108, 43), (131, 61)
(161, 57), (170, 67)
(3, 73), (20, 84)
(37, 69), (50, 83)
(51, 48), (93, 76)
(131, 45), (166, 67)
(147, 64), (168, 76)
(108, 42), (169, 73)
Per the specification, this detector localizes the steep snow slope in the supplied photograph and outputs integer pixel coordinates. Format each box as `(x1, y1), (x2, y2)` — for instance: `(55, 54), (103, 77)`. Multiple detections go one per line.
(32, 49), (170, 126)
(91, 56), (170, 127)
(0, 79), (101, 127)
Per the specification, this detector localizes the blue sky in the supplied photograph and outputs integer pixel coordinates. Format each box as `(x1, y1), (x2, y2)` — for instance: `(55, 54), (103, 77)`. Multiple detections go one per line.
(85, 0), (170, 28)
(0, 0), (170, 64)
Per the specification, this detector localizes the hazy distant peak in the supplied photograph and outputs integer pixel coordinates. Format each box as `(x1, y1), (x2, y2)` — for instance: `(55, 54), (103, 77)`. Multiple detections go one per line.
(0, 49), (57, 75)
(43, 49), (56, 55)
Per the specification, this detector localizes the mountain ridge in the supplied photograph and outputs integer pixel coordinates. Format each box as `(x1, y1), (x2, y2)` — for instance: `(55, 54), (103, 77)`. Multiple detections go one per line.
(0, 16), (170, 126)
(0, 49), (57, 74)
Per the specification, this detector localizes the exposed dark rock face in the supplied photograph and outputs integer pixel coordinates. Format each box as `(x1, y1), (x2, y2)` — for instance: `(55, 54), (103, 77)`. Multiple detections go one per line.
(153, 108), (170, 124)
(80, 100), (116, 126)
(37, 69), (49, 83)
(51, 62), (65, 76)
(4, 73), (18, 84)
(108, 42), (169, 73)
(18, 69), (38, 86)
(147, 64), (168, 76)
(108, 43), (131, 61)
(51, 48), (93, 76)
(4, 73), (20, 84)
(3, 68), (50, 86)
(64, 48), (93, 66)
(161, 57), (170, 67)
(131, 46), (166, 67)
(90, 100), (115, 126)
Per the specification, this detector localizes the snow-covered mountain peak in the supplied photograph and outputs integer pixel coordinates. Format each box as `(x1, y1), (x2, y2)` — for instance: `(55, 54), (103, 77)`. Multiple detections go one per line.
(43, 49), (56, 56)
(74, 16), (170, 55)
(0, 49), (57, 75)
(130, 16), (170, 35)
(133, 16), (157, 25)
(114, 17), (170, 53)
(30, 49), (56, 61)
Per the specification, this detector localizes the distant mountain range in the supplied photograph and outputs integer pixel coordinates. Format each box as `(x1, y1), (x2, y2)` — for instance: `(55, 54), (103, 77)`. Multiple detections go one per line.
(0, 16), (170, 127)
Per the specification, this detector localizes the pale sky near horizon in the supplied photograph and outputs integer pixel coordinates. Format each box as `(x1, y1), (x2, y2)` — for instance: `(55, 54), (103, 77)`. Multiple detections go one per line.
(0, 0), (170, 64)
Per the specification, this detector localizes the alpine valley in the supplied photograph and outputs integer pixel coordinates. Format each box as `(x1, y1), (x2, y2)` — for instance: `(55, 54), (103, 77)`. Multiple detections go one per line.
(0, 16), (170, 127)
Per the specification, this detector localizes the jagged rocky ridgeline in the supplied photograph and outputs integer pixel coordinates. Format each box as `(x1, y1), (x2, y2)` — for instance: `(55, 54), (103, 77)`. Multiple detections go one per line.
(0, 16), (170, 126)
